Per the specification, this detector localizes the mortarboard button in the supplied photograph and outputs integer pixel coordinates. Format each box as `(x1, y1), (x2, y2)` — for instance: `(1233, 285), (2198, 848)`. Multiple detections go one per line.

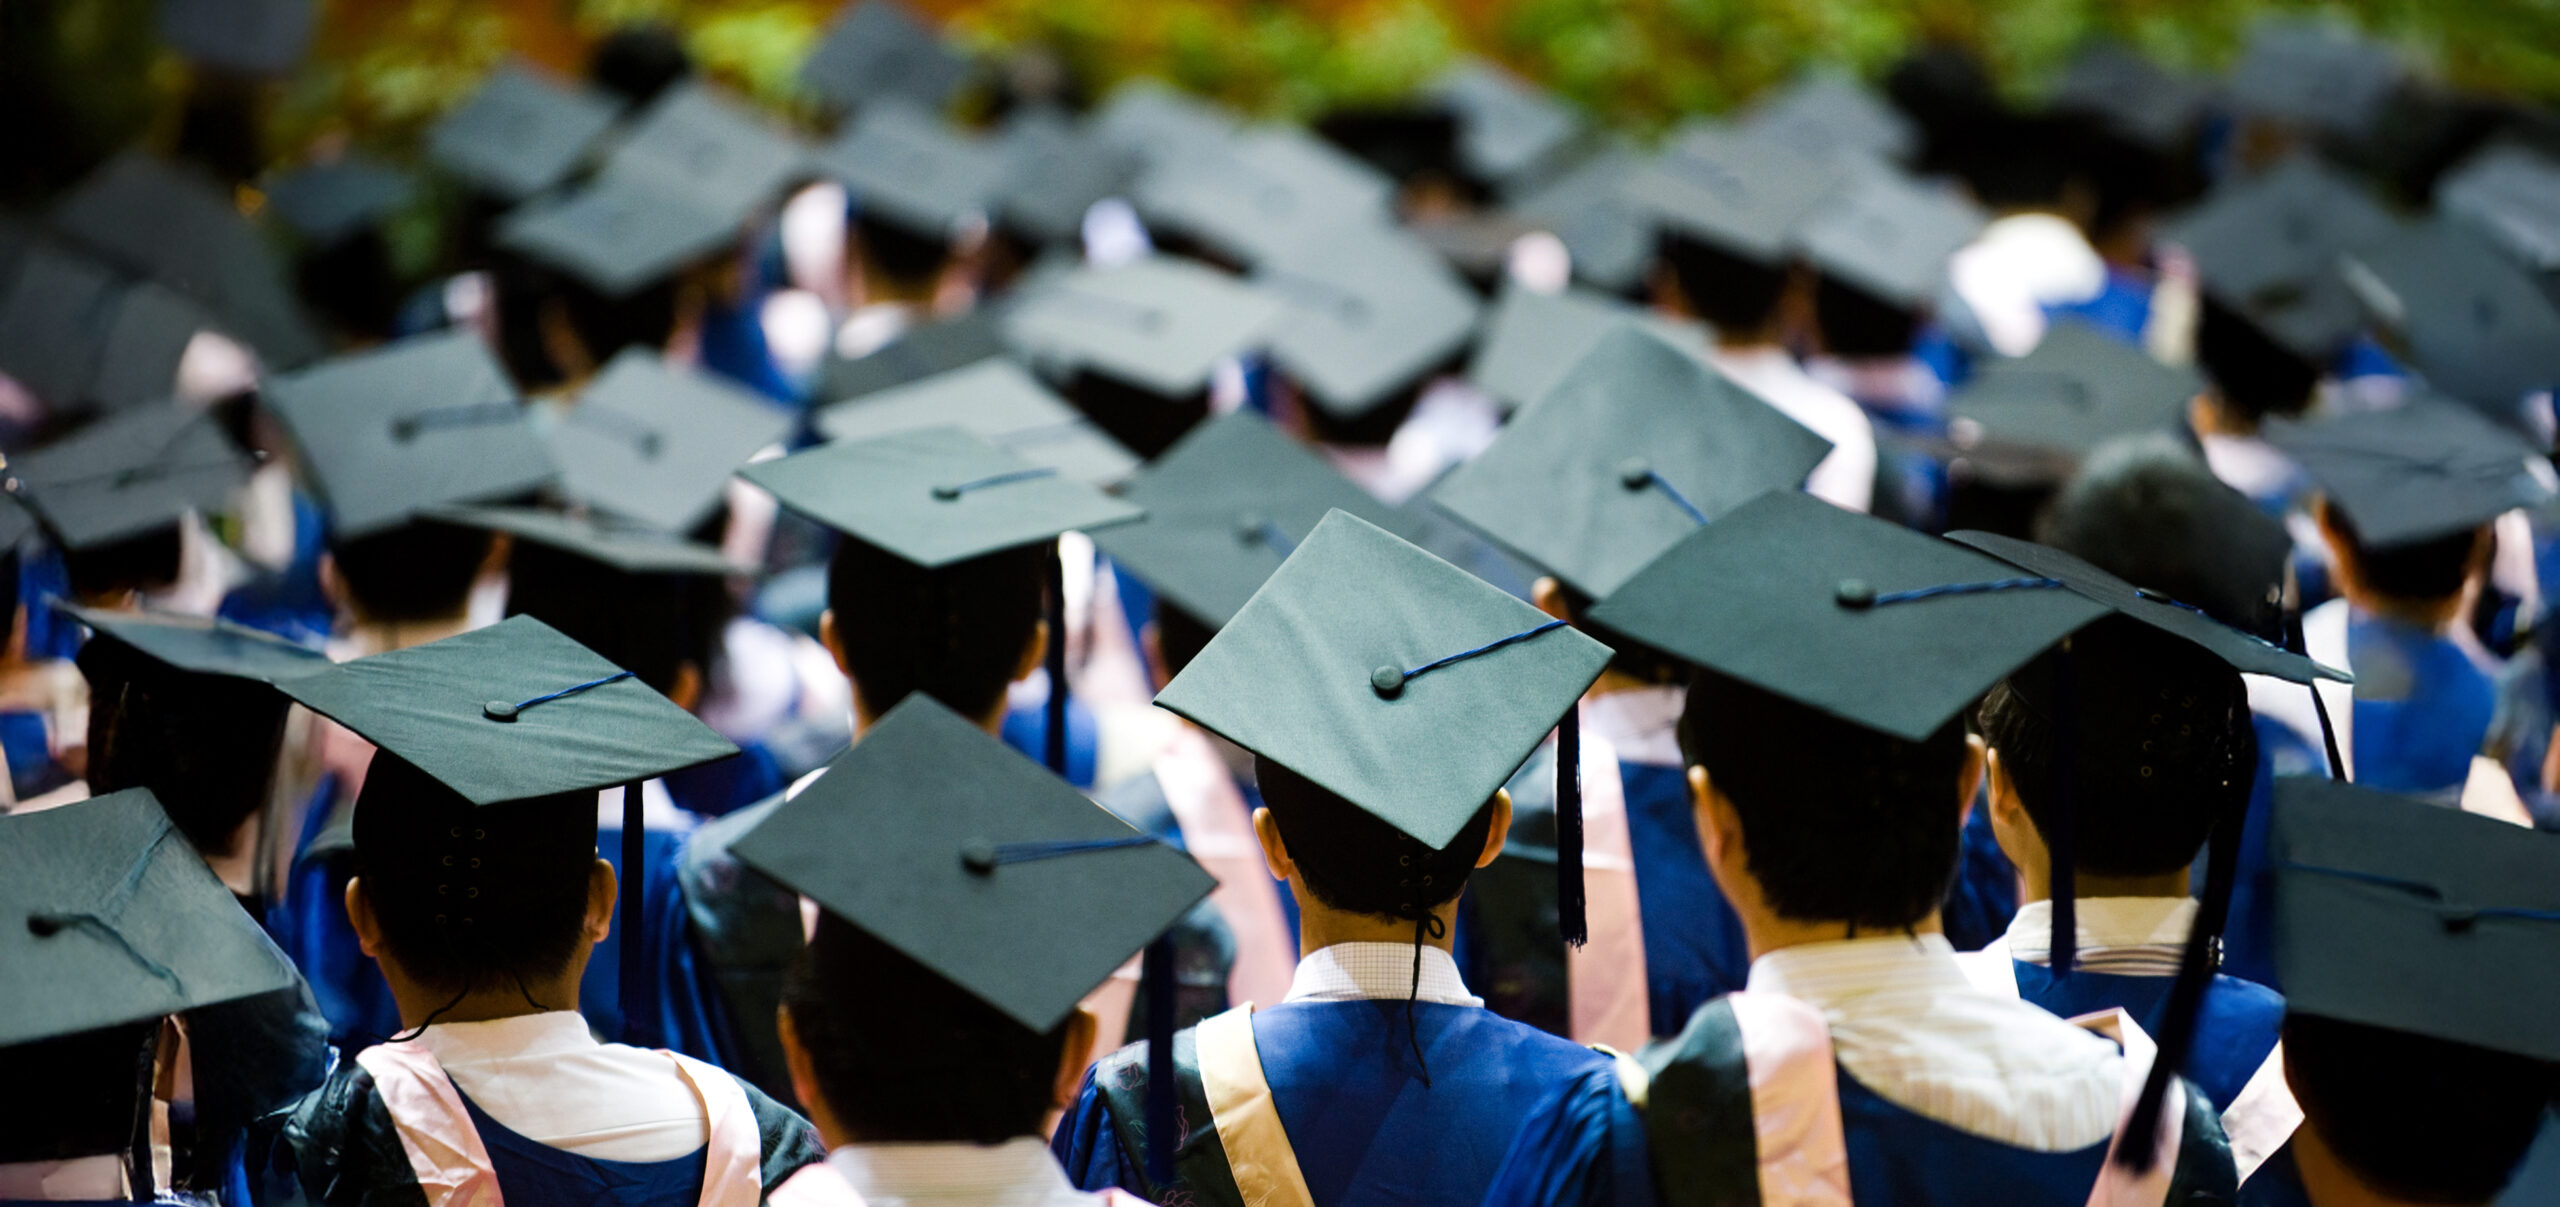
(1371, 666), (1407, 697)
(960, 841), (999, 876)
(482, 700), (520, 722)
(1835, 579), (1875, 609)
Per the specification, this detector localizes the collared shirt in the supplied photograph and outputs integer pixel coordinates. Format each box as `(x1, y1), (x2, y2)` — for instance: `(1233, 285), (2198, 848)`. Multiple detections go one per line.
(1284, 942), (1483, 1007)
(827, 1136), (1106, 1206)
(1583, 685), (1685, 767)
(2001, 897), (2195, 976)
(1748, 934), (2124, 1151)
(1707, 346), (1879, 515)
(416, 1011), (708, 1161)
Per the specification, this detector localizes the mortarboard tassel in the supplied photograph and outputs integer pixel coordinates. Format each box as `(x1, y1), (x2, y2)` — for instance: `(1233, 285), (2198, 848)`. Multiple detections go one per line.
(2050, 640), (2079, 978)
(2286, 609), (2348, 781)
(620, 780), (646, 1046)
(1140, 936), (1179, 1189)
(1046, 543), (1071, 778)
(1556, 704), (1587, 948)
(125, 1021), (157, 1201)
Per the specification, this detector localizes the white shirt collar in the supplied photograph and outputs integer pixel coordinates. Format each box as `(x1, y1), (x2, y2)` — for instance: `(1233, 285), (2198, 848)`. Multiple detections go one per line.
(1284, 942), (1481, 1007)
(416, 1010), (602, 1068)
(2002, 897), (2195, 976)
(1582, 686), (1686, 767)
(827, 1136), (1094, 1206)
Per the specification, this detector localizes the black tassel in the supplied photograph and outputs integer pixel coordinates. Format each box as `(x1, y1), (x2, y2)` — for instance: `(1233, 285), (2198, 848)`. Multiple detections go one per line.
(1045, 544), (1070, 778)
(1140, 936), (1178, 1188)
(2114, 878), (2219, 1173)
(1556, 707), (1587, 948)
(2286, 609), (2348, 782)
(620, 780), (646, 1045)
(2050, 642), (2079, 977)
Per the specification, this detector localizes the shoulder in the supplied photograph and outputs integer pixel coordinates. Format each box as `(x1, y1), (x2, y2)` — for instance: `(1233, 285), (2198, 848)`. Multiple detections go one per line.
(734, 1070), (829, 1185)
(678, 793), (803, 962)
(252, 1060), (421, 1206)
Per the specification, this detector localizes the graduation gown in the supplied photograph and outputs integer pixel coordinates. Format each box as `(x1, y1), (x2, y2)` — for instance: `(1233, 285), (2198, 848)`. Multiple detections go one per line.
(1052, 1001), (1611, 1207)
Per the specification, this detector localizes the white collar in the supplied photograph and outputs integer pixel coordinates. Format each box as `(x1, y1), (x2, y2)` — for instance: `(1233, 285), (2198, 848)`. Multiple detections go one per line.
(1582, 686), (1686, 766)
(2003, 897), (2195, 976)
(1745, 932), (1969, 1002)
(826, 1136), (1082, 1206)
(1285, 942), (1481, 1007)
(416, 1010), (600, 1068)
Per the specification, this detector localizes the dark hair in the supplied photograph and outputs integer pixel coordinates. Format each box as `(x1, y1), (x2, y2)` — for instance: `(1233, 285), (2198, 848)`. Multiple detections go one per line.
(1949, 109), (2087, 212)
(2041, 436), (2287, 639)
(825, 536), (1048, 722)
(1293, 373), (1430, 449)
(2194, 295), (2319, 427)
(1060, 368), (1210, 461)
(1151, 601), (1217, 682)
(1656, 231), (1790, 333)
(79, 641), (291, 859)
(854, 212), (954, 293)
(1255, 754), (1495, 922)
(1975, 617), (2254, 878)
(295, 226), (404, 345)
(490, 255), (681, 392)
(1549, 580), (1687, 686)
(2325, 503), (2485, 604)
(0, 1021), (154, 1164)
(350, 753), (598, 999)
(328, 518), (492, 624)
(1678, 667), (1970, 929)
(505, 545), (725, 697)
(588, 24), (693, 107)
(1813, 275), (1922, 359)
(62, 524), (182, 601)
(2285, 1013), (2560, 1203)
(782, 914), (1069, 1143)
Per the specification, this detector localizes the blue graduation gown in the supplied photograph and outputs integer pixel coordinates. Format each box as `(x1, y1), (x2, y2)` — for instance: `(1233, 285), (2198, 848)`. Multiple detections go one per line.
(583, 826), (747, 1069)
(2009, 963), (2283, 1115)
(1620, 762), (1751, 1036)
(458, 1086), (709, 1207)
(2347, 612), (2497, 798)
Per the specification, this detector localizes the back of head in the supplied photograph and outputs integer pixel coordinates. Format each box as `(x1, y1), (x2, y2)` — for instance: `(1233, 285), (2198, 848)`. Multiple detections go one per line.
(2285, 1013), (2559, 1203)
(1151, 601), (1217, 682)
(490, 254), (681, 392)
(328, 518), (493, 625)
(1256, 754), (1495, 923)
(1813, 275), (1922, 359)
(588, 24), (694, 108)
(1061, 368), (1210, 460)
(505, 544), (723, 697)
(1657, 230), (1790, 333)
(1551, 580), (1689, 687)
(297, 226), (403, 344)
(79, 639), (291, 859)
(853, 212), (955, 294)
(1975, 615), (2254, 878)
(1949, 108), (2087, 214)
(782, 914), (1067, 1143)
(824, 535), (1048, 721)
(2194, 295), (2319, 427)
(2324, 504), (2484, 605)
(2041, 434), (2286, 638)
(0, 1021), (156, 1165)
(1679, 667), (1970, 929)
(62, 524), (183, 602)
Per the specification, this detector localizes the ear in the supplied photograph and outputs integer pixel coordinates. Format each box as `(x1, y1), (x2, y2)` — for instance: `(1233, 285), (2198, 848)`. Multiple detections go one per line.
(667, 661), (704, 714)
(585, 857), (617, 946)
(1140, 622), (1171, 695)
(1960, 733), (1988, 832)
(346, 876), (383, 959)
(1687, 765), (1726, 866)
(818, 609), (851, 680)
(777, 1004), (844, 1150)
(476, 532), (511, 583)
(1014, 615), (1050, 685)
(1476, 789), (1512, 870)
(1251, 805), (1295, 884)
(536, 296), (591, 384)
(318, 553), (349, 617)
(1051, 1005), (1101, 1111)
(1530, 577), (1572, 625)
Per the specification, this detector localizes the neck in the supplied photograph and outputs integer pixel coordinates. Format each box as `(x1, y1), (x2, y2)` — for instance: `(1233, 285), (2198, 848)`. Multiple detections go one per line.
(852, 691), (1010, 739)
(2292, 1117), (2477, 1207)
(2017, 869), (2193, 904)
(389, 971), (587, 1031)
(1293, 893), (1461, 958)
(1713, 327), (1784, 354)
(2345, 590), (2465, 633)
(1744, 910), (1943, 962)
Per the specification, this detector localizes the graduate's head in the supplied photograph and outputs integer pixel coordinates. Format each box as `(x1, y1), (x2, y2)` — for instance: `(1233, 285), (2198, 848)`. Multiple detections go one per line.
(78, 640), (293, 860)
(60, 523), (183, 604)
(2040, 435), (2289, 639)
(2316, 500), (2489, 612)
(1678, 666), (1975, 931)
(2194, 294), (2320, 430)
(1251, 754), (1506, 925)
(1975, 616), (2254, 884)
(325, 517), (496, 627)
(1146, 599), (1218, 690)
(503, 545), (725, 709)
(1530, 577), (1691, 687)
(1061, 367), (1213, 461)
(821, 535), (1049, 727)
(490, 254), (684, 392)
(1812, 275), (1922, 359)
(0, 1021), (157, 1165)
(587, 22), (693, 108)
(2283, 1013), (2558, 1205)
(851, 211), (955, 299)
(1654, 231), (1792, 337)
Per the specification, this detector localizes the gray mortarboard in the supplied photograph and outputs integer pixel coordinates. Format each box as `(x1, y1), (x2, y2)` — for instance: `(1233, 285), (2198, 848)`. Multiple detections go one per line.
(2051, 42), (2212, 152)
(1466, 281), (1710, 411)
(0, 242), (123, 408)
(739, 425), (1140, 567)
(1508, 144), (1654, 293)
(65, 604), (330, 686)
(1091, 411), (1405, 629)
(1794, 169), (1985, 311)
(7, 402), (251, 551)
(2225, 17), (2405, 141)
(2341, 219), (2560, 417)
(2271, 776), (2560, 1063)
(1946, 320), (2204, 476)
(1627, 123), (1842, 265)
(820, 309), (1009, 401)
(1434, 325), (1831, 600)
(263, 155), (414, 246)
(157, 0), (313, 76)
(0, 788), (301, 1050)
(549, 348), (793, 535)
(2437, 141), (2560, 273)
(1257, 225), (1481, 420)
(49, 151), (322, 370)
(817, 102), (1008, 240)
(1133, 126), (1395, 268)
(1406, 211), (1545, 283)
(1738, 72), (1916, 167)
(1001, 256), (1284, 399)
(424, 504), (742, 578)
(1428, 59), (1583, 190)
(2265, 398), (2556, 549)
(426, 64), (623, 202)
(90, 282), (221, 414)
(498, 177), (736, 299)
(1091, 81), (1237, 165)
(994, 109), (1142, 247)
(2161, 155), (2399, 360)
(262, 330), (553, 538)
(601, 82), (809, 229)
(799, 0), (971, 117)
(816, 358), (1138, 488)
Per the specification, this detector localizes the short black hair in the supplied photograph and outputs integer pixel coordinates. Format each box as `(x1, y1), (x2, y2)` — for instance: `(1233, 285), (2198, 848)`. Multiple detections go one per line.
(824, 535), (1048, 722)
(1678, 667), (1970, 929)
(2325, 503), (2485, 604)
(0, 1021), (154, 1165)
(490, 255), (681, 393)
(351, 753), (598, 1000)
(504, 544), (726, 698)
(1975, 616), (2254, 878)
(2041, 435), (2286, 639)
(1256, 753), (1496, 922)
(79, 641), (292, 860)
(328, 518), (492, 624)
(1656, 231), (1789, 333)
(2194, 295), (2319, 427)
(854, 212), (954, 293)
(1151, 601), (1217, 682)
(1813, 275), (1922, 359)
(2285, 1013), (2559, 1204)
(1549, 580), (1687, 686)
(62, 524), (182, 602)
(587, 23), (693, 108)
(782, 914), (1069, 1143)
(1060, 369), (1210, 461)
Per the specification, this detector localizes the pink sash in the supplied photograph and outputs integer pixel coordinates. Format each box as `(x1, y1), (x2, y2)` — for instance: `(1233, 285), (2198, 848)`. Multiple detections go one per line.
(1565, 720), (1649, 1053)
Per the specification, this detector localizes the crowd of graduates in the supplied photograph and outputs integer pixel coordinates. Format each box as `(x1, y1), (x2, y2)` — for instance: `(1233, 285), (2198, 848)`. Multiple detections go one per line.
(4, 2), (2560, 1205)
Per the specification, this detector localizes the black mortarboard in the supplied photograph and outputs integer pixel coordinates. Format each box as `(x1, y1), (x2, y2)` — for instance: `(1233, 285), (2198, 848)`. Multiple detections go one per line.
(1738, 72), (1915, 166)
(158, 0), (313, 76)
(8, 402), (250, 551)
(1432, 325), (1831, 599)
(2271, 776), (2560, 1062)
(993, 109), (1143, 247)
(1257, 225), (1481, 420)
(817, 102), (1009, 240)
(2161, 156), (2398, 360)
(799, 0), (971, 117)
(65, 605), (330, 686)
(1090, 81), (1237, 165)
(1507, 145), (1653, 293)
(496, 177), (736, 298)
(0, 242), (123, 409)
(739, 425), (1140, 567)
(48, 151), (323, 370)
(0, 788), (301, 1049)
(1428, 59), (1582, 191)
(426, 64), (624, 202)
(2437, 141), (2560, 273)
(263, 155), (414, 246)
(1946, 320), (2203, 472)
(262, 330), (553, 539)
(599, 82), (808, 229)
(1133, 126), (1395, 268)
(1626, 124), (1841, 265)
(1091, 411), (1405, 629)
(2264, 398), (2556, 549)
(2051, 42), (2211, 153)
(548, 349), (793, 535)
(426, 505), (743, 579)
(2341, 218), (2560, 416)
(1464, 281), (1708, 412)
(815, 358), (1138, 488)
(1794, 168), (1984, 311)
(819, 309), (1009, 402)
(1001, 256), (1283, 399)
(2225, 18), (2405, 141)
(90, 283), (219, 414)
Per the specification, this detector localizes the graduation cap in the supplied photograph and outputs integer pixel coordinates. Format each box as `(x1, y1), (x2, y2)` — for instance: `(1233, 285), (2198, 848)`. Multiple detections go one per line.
(426, 64), (624, 203)
(2225, 17), (2405, 141)
(425, 504), (742, 578)
(819, 308), (1009, 401)
(600, 82), (809, 229)
(993, 109), (1143, 248)
(1794, 168), (1984, 311)
(548, 348), (793, 535)
(1464, 281), (1709, 412)
(1505, 144), (1654, 294)
(1091, 81), (1237, 165)
(814, 358), (1138, 488)
(1000, 256), (1284, 400)
(1090, 411), (1407, 629)
(1256, 225), (1482, 421)
(65, 604), (330, 686)
(7, 402), (251, 551)
(1737, 72), (1916, 166)
(798, 0), (971, 117)
(2161, 156), (2398, 360)
(2437, 141), (2560, 273)
(2341, 219), (2560, 417)
(1432, 325), (1832, 600)
(0, 242), (124, 409)
(0, 788), (302, 1050)
(1946, 320), (2204, 473)
(1428, 59), (1582, 191)
(497, 178), (738, 299)
(261, 330), (554, 539)
(1625, 124), (1842, 265)
(263, 155), (414, 246)
(816, 102), (1009, 240)
(157, 0), (313, 76)
(1158, 508), (1611, 942)
(2050, 42), (2211, 153)
(1132, 125), (1395, 268)
(90, 283), (221, 414)
(2264, 398), (2555, 550)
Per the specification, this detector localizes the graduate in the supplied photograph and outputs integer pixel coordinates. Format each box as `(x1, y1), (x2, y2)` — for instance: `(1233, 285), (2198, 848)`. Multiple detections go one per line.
(2264, 777), (2560, 1206)
(812, 101), (1003, 362)
(2, 789), (311, 1205)
(245, 617), (829, 1206)
(1487, 490), (2241, 1206)
(1054, 508), (1620, 1207)
(1000, 254), (1283, 459)
(733, 693), (1217, 1206)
